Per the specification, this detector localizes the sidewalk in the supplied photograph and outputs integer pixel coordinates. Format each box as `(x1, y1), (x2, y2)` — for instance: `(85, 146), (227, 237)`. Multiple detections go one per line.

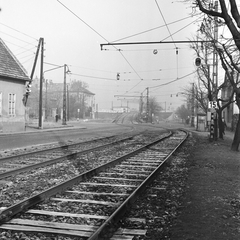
(161, 121), (235, 142)
(0, 121), (86, 136)
(170, 125), (240, 240)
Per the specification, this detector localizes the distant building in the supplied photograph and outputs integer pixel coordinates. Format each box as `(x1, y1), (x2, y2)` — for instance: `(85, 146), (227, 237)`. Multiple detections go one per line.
(27, 79), (95, 120)
(112, 106), (129, 113)
(0, 38), (30, 132)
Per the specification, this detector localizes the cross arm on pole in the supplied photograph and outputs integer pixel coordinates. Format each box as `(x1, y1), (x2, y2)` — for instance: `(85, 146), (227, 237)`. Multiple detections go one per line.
(100, 40), (213, 50)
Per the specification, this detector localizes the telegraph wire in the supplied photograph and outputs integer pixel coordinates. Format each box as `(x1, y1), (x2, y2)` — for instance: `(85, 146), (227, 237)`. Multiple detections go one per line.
(0, 22), (38, 41)
(18, 52), (35, 60)
(15, 46), (37, 56)
(0, 31), (37, 46)
(1, 38), (36, 53)
(21, 55), (35, 65)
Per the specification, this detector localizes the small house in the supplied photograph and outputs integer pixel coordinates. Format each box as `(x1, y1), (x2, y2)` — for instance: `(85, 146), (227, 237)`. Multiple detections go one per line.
(0, 38), (30, 132)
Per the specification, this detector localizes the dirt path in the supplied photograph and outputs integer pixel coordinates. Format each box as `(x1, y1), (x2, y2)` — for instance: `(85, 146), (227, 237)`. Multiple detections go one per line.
(170, 132), (240, 240)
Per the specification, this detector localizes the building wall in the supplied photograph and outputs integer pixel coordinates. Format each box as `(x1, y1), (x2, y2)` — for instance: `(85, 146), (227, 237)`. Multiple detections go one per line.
(0, 78), (26, 132)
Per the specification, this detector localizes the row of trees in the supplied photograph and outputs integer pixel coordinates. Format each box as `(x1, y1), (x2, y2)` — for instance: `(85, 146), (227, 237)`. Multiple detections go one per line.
(27, 79), (92, 120)
(177, 0), (240, 151)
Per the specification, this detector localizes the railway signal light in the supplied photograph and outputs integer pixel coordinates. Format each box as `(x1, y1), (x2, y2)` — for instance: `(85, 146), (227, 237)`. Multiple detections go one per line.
(195, 57), (201, 66)
(26, 83), (32, 96)
(117, 73), (120, 80)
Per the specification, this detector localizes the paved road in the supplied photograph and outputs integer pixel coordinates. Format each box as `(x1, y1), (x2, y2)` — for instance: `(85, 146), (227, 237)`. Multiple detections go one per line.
(0, 120), (235, 151)
(0, 122), (135, 151)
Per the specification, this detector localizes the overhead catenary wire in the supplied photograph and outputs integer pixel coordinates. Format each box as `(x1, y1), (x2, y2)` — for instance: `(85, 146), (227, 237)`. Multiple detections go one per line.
(150, 71), (197, 92)
(56, 0), (109, 43)
(55, 1), (199, 98)
(71, 73), (116, 81)
(154, 0), (180, 79)
(154, 0), (177, 49)
(111, 14), (202, 43)
(56, 0), (144, 95)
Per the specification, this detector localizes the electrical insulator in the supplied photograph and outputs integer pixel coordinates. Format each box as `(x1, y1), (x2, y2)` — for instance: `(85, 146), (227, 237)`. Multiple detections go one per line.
(195, 57), (201, 66)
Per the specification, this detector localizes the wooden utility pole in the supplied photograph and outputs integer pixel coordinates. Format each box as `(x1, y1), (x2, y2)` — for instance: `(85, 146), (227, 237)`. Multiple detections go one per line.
(146, 87), (149, 123)
(38, 38), (44, 129)
(213, 0), (219, 140)
(62, 64), (67, 125)
(67, 84), (70, 121)
(139, 93), (143, 114)
(191, 83), (195, 127)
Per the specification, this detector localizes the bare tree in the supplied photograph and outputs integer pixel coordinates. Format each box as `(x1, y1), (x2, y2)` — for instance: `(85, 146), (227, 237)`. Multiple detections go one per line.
(191, 36), (234, 139)
(189, 0), (240, 150)
(142, 97), (162, 123)
(176, 104), (191, 123)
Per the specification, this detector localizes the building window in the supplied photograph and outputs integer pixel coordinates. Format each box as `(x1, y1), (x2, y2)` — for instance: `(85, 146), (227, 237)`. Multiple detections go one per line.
(0, 92), (2, 116)
(8, 93), (16, 116)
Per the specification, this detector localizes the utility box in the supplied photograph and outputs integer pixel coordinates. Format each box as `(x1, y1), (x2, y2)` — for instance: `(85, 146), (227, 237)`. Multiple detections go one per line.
(196, 114), (207, 131)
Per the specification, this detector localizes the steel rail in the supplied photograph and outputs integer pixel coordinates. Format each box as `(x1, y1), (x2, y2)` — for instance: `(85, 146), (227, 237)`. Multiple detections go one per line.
(0, 134), (127, 163)
(0, 135), (136, 180)
(88, 130), (188, 239)
(0, 131), (172, 224)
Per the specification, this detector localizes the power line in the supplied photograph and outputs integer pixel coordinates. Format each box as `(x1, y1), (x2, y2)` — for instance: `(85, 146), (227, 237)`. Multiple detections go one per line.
(71, 73), (116, 81)
(1, 38), (36, 53)
(154, 0), (177, 49)
(69, 64), (116, 74)
(56, 0), (109, 43)
(154, 0), (181, 79)
(150, 71), (196, 92)
(44, 62), (62, 67)
(159, 15), (202, 42)
(21, 55), (35, 65)
(15, 46), (36, 56)
(18, 52), (35, 60)
(0, 31), (37, 46)
(56, 0), (144, 92)
(111, 15), (200, 43)
(0, 22), (38, 41)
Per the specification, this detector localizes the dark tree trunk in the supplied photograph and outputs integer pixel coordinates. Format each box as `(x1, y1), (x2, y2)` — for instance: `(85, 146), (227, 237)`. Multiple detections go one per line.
(231, 114), (240, 151)
(218, 117), (224, 139)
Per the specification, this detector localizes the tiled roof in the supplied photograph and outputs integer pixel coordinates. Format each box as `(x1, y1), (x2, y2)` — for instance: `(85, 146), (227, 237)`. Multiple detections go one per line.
(0, 38), (30, 81)
(78, 86), (95, 96)
(51, 83), (95, 96)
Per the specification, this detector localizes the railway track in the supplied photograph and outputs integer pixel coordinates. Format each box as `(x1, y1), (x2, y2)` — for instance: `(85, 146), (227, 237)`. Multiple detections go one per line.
(0, 133), (145, 180)
(0, 129), (188, 239)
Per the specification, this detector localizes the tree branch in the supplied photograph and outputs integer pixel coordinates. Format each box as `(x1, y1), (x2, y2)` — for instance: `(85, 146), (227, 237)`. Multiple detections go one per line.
(229, 0), (240, 28)
(196, 0), (223, 18)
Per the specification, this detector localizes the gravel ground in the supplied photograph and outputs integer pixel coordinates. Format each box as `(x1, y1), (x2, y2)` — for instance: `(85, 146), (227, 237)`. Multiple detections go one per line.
(1, 127), (239, 240)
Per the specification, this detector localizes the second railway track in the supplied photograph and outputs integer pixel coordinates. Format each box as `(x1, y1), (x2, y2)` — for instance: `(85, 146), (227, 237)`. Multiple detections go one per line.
(0, 132), (158, 180)
(0, 129), (188, 239)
